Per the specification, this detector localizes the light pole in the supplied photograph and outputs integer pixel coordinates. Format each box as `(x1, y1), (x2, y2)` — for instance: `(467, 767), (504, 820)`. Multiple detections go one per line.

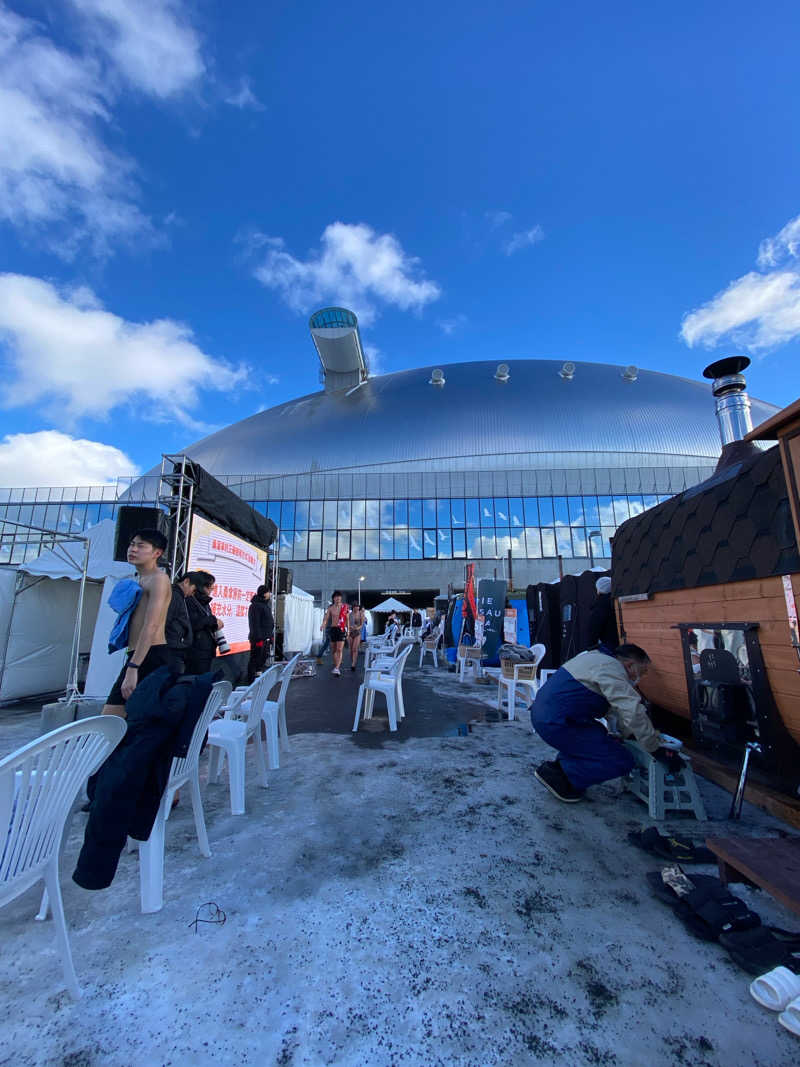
(588, 530), (602, 567)
(358, 575), (366, 605)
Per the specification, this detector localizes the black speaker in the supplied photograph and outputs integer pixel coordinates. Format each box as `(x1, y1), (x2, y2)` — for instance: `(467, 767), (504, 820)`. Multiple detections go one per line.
(113, 506), (170, 562)
(277, 567), (293, 595)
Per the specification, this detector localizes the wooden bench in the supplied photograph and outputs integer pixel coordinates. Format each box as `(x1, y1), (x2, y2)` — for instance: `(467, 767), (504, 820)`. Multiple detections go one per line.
(705, 836), (800, 916)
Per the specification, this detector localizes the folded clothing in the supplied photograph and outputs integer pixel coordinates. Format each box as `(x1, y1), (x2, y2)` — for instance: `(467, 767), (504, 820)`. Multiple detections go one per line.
(629, 827), (716, 864)
(647, 869), (761, 941)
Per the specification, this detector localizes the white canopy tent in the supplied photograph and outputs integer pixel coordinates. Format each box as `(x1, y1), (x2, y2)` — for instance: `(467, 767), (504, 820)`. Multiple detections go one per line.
(370, 597), (413, 613)
(0, 520), (134, 704)
(281, 585), (317, 655)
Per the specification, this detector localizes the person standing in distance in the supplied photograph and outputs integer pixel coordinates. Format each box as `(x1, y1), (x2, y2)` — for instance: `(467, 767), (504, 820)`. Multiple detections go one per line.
(184, 571), (221, 675)
(247, 585), (274, 683)
(103, 529), (174, 717)
(347, 600), (366, 672)
(321, 591), (348, 676)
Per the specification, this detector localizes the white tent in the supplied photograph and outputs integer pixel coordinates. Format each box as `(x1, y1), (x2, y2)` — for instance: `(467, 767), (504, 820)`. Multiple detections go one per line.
(370, 597), (413, 613)
(281, 585), (317, 655)
(0, 520), (134, 704)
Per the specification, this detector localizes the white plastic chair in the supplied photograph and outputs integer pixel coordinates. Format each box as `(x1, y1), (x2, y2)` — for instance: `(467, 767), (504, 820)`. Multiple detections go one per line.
(0, 717), (126, 998)
(138, 681), (231, 913)
(261, 653), (300, 759)
(353, 644), (414, 732)
(497, 644), (546, 720)
(419, 623), (443, 668)
(457, 636), (484, 682)
(207, 665), (280, 814)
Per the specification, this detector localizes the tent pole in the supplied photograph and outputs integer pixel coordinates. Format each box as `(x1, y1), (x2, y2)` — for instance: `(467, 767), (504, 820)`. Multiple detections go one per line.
(66, 538), (90, 702)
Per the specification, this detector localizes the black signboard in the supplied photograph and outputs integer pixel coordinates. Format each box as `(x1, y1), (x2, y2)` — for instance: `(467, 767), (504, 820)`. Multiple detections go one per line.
(478, 578), (507, 664)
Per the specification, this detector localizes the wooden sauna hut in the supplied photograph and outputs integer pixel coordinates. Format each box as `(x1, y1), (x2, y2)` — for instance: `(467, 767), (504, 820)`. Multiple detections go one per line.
(610, 357), (800, 799)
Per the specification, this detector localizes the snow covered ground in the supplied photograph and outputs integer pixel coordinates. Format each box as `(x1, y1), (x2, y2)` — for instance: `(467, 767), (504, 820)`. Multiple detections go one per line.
(0, 666), (797, 1066)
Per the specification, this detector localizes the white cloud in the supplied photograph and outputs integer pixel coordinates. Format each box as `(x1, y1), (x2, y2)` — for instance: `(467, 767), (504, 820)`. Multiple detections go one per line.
(757, 213), (800, 269)
(68, 0), (204, 98)
(253, 222), (441, 325)
(437, 313), (468, 335)
(505, 224), (545, 255)
(364, 344), (383, 376)
(485, 209), (512, 228)
(224, 76), (264, 110)
(0, 430), (138, 487)
(0, 273), (248, 425)
(682, 212), (800, 353)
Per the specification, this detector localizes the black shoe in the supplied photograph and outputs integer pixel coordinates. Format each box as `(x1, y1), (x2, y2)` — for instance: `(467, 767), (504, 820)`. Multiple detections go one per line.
(534, 761), (584, 803)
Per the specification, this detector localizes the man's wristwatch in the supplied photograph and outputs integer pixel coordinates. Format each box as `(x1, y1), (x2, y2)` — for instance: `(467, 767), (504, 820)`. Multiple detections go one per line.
(127, 662), (141, 670)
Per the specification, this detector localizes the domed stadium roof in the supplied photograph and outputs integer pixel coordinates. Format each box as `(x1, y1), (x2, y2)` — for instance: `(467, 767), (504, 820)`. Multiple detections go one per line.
(177, 359), (778, 477)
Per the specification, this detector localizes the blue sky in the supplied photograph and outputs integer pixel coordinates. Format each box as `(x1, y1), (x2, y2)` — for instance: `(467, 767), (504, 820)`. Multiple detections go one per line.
(1, 0), (799, 486)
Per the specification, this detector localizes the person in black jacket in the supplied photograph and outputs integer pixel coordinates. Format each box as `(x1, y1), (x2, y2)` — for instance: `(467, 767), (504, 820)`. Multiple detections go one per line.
(246, 585), (274, 683)
(183, 571), (221, 674)
(585, 576), (620, 653)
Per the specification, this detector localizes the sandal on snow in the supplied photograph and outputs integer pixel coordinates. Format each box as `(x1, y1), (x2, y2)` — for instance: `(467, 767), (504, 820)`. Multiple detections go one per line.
(719, 926), (800, 976)
(646, 870), (761, 942)
(629, 827), (715, 864)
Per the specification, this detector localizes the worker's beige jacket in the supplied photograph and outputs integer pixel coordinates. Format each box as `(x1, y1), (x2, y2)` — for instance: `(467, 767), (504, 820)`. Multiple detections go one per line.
(563, 650), (662, 753)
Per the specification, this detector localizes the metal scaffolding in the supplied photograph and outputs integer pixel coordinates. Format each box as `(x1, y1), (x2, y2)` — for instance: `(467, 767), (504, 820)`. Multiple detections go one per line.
(158, 454), (196, 580)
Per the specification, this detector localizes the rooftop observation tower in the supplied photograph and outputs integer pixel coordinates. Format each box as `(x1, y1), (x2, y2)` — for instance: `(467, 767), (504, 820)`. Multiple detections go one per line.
(309, 307), (369, 393)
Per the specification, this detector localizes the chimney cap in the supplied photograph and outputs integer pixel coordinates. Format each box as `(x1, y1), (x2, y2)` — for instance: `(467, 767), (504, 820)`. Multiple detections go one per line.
(702, 355), (751, 380)
(559, 361), (576, 380)
(494, 363), (510, 382)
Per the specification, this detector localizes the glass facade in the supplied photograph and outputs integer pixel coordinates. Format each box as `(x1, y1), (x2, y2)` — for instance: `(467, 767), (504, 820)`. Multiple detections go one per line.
(0, 486), (670, 566)
(248, 494), (668, 562)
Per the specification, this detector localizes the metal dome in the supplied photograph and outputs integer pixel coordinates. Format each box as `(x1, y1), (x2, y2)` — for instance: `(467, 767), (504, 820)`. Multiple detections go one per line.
(175, 359), (778, 478)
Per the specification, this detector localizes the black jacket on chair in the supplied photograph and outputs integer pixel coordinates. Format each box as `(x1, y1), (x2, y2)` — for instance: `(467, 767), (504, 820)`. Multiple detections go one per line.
(73, 667), (216, 891)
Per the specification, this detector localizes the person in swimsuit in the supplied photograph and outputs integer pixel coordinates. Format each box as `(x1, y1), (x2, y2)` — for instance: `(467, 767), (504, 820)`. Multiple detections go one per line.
(347, 601), (366, 672)
(321, 590), (348, 676)
(103, 529), (176, 717)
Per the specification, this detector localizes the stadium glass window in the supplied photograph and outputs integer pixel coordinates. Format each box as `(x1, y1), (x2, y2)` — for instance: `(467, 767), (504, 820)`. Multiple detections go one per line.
(450, 498), (465, 526)
(583, 496), (600, 527)
(380, 500), (393, 528)
(423, 530), (437, 558)
(322, 529), (337, 560)
(452, 529), (466, 558)
(336, 500), (350, 529)
(267, 502), (281, 526)
(394, 499), (408, 527)
(351, 530), (365, 559)
(366, 529), (379, 559)
(408, 499), (422, 527)
(511, 528), (526, 558)
(494, 498), (509, 525)
(366, 500), (379, 528)
(496, 528), (511, 557)
(597, 496), (614, 525)
(323, 501), (337, 529)
(480, 499), (494, 526)
(281, 501), (295, 530)
(279, 531), (292, 561)
(44, 504), (61, 529)
(627, 495), (645, 517)
(423, 498), (437, 527)
(337, 531), (350, 559)
(481, 530), (496, 557)
(308, 531), (321, 559)
(351, 499), (366, 528)
(539, 497), (555, 525)
(612, 496), (630, 524)
(437, 499), (450, 528)
(508, 498), (523, 527)
(541, 528), (556, 557)
(568, 497), (585, 526)
(556, 527), (573, 556)
(466, 498), (480, 526)
(437, 529), (452, 558)
(408, 529), (422, 559)
(523, 497), (539, 526)
(309, 501), (323, 529)
(293, 531), (308, 560)
(525, 527), (542, 558)
(380, 530), (393, 558)
(601, 527), (616, 556)
(553, 497), (569, 526)
(572, 528), (588, 557)
(466, 528), (481, 558)
(295, 501), (309, 530)
(643, 494), (659, 510)
(394, 529), (408, 559)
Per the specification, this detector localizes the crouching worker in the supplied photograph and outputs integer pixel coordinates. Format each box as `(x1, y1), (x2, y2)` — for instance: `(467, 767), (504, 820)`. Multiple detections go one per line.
(531, 643), (679, 803)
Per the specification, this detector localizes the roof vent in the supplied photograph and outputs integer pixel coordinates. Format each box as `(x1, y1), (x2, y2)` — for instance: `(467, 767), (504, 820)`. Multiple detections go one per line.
(494, 363), (510, 382)
(621, 365), (638, 382)
(559, 361), (576, 380)
(429, 368), (446, 387)
(702, 355), (759, 471)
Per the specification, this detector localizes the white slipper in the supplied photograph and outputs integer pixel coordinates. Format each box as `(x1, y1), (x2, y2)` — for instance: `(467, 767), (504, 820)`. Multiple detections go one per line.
(750, 967), (800, 1011)
(779, 995), (800, 1036)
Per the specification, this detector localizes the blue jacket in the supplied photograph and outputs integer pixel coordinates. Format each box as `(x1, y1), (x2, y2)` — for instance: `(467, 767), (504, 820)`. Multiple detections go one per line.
(107, 579), (142, 653)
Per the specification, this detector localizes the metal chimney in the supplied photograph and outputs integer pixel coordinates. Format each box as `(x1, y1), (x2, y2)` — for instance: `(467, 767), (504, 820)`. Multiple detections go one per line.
(702, 355), (758, 469)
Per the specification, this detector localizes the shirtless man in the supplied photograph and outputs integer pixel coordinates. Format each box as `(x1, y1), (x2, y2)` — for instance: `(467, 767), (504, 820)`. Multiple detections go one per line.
(103, 529), (174, 718)
(321, 590), (348, 676)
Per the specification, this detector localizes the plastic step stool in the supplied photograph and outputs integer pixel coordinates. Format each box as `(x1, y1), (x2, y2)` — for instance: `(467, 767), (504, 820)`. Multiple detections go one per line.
(623, 741), (707, 821)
